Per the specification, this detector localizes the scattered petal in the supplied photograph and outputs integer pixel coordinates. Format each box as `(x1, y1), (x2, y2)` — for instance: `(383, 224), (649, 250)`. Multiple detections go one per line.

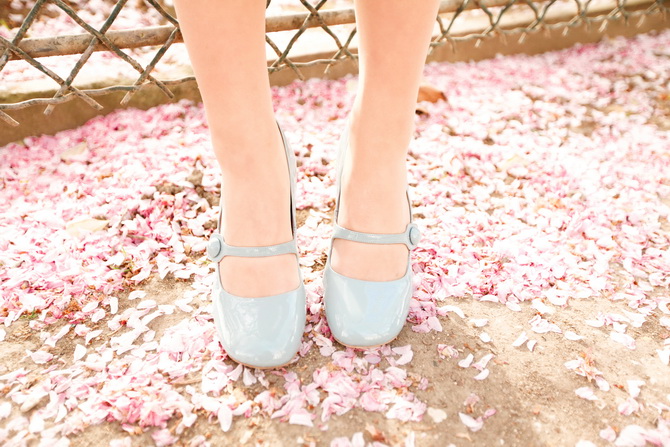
(575, 387), (598, 401)
(458, 354), (474, 368)
(512, 332), (529, 347)
(610, 332), (636, 350)
(73, 344), (86, 361)
(458, 412), (484, 432)
(426, 407), (447, 423)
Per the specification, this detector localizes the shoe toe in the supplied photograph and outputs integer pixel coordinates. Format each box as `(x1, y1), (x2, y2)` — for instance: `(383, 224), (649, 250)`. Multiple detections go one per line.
(323, 265), (413, 348)
(212, 283), (306, 369)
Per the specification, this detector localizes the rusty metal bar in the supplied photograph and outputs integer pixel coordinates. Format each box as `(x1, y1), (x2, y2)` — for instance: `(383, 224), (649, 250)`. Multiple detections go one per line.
(0, 0), (503, 61)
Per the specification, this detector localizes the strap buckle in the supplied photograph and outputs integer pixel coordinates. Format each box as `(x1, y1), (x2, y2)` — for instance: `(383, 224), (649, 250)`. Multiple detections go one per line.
(406, 223), (422, 250)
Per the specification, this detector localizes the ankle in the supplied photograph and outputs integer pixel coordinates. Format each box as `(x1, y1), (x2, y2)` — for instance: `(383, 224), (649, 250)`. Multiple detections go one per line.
(350, 100), (416, 141)
(338, 175), (409, 232)
(212, 129), (288, 176)
(345, 113), (415, 169)
(210, 119), (285, 173)
(219, 172), (292, 246)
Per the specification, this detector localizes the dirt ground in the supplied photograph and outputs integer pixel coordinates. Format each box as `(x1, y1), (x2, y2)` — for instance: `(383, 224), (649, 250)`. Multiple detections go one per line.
(2, 250), (669, 447)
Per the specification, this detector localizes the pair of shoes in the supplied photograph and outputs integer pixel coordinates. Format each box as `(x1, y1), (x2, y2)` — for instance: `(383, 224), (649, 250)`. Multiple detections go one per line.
(205, 119), (420, 365)
(323, 119), (422, 348)
(206, 121), (306, 369)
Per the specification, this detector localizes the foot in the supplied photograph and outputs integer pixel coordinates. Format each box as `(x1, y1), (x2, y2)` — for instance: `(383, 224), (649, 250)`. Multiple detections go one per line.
(214, 123), (300, 298)
(330, 117), (413, 282)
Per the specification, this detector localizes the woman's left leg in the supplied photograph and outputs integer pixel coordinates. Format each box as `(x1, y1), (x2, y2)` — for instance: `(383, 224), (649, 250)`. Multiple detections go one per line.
(331, 0), (441, 280)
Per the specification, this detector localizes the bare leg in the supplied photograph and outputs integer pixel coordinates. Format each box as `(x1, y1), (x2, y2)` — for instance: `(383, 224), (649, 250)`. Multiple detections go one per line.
(332, 0), (440, 280)
(173, 0), (299, 297)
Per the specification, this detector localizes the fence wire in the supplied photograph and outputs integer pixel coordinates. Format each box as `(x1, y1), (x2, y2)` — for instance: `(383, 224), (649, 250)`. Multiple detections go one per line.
(0, 0), (668, 126)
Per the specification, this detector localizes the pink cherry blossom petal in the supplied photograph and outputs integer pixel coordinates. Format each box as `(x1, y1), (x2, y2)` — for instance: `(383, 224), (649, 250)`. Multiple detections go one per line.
(575, 387), (598, 401)
(458, 412), (484, 432)
(600, 426), (617, 442)
(512, 332), (529, 347)
(610, 332), (636, 350)
(73, 344), (86, 361)
(458, 354), (474, 368)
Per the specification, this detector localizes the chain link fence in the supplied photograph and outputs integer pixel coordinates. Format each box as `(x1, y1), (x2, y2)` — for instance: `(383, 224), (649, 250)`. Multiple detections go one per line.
(0, 0), (668, 126)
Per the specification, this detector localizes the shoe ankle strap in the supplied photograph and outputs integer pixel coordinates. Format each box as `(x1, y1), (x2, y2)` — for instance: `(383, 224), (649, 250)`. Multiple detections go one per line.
(332, 221), (421, 250)
(206, 233), (298, 263)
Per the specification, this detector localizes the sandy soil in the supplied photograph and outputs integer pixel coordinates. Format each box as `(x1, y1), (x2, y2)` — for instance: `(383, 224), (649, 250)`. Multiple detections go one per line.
(1, 250), (669, 447)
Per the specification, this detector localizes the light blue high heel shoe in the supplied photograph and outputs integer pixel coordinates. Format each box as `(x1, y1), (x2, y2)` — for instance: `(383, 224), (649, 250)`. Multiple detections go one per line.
(206, 122), (306, 369)
(323, 120), (422, 348)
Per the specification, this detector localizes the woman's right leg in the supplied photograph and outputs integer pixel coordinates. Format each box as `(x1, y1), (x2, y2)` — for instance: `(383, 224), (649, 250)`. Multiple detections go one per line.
(173, 0), (299, 297)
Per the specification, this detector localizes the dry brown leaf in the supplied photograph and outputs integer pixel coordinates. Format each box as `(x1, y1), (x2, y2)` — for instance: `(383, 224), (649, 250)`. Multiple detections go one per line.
(418, 83), (446, 103)
(365, 423), (386, 442)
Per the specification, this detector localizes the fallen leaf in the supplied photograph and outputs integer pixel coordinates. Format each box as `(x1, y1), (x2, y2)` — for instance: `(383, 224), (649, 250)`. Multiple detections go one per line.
(418, 83), (446, 103)
(365, 423), (386, 442)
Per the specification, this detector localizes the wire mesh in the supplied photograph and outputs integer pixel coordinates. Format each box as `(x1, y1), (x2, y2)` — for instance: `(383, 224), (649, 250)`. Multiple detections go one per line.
(0, 0), (668, 126)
